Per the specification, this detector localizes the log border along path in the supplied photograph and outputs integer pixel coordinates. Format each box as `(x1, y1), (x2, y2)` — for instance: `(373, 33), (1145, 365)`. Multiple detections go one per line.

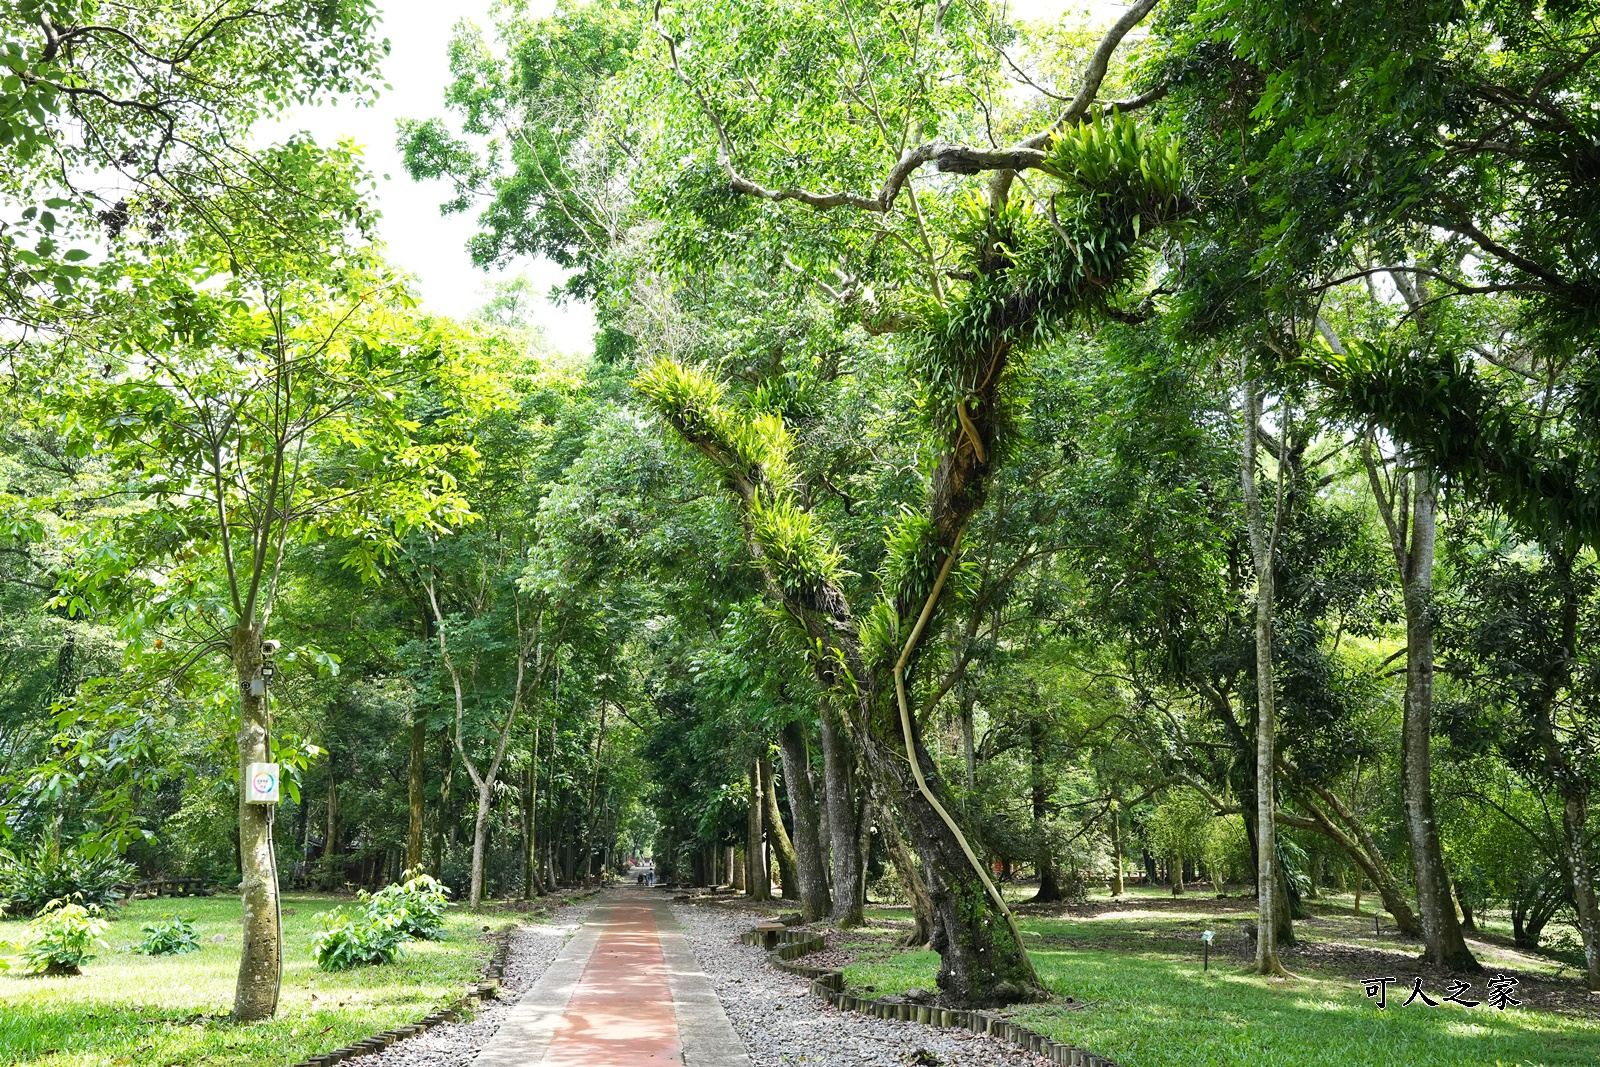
(472, 884), (749, 1067)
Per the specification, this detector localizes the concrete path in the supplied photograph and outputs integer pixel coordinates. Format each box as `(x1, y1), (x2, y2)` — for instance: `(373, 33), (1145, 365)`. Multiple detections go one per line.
(473, 887), (749, 1067)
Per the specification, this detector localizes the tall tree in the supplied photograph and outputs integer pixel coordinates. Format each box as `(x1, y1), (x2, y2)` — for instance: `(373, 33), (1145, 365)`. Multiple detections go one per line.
(55, 181), (480, 1016)
(1238, 368), (1291, 976)
(1363, 439), (1480, 971)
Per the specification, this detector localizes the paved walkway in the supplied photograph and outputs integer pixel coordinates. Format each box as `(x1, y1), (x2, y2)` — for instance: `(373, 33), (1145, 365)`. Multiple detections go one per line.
(473, 888), (749, 1067)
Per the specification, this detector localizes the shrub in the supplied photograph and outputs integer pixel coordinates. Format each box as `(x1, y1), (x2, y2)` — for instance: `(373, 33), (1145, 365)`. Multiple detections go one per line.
(310, 907), (407, 970)
(21, 897), (109, 975)
(0, 840), (135, 916)
(138, 915), (200, 956)
(364, 870), (451, 941)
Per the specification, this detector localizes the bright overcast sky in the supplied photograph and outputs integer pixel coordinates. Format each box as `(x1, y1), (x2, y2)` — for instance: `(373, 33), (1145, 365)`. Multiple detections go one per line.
(269, 1), (1097, 358)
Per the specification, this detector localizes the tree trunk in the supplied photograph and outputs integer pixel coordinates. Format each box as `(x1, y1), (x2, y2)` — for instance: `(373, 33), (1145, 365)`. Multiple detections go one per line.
(431, 729), (451, 877)
(1560, 787), (1600, 990)
(959, 686), (977, 791)
(407, 700), (425, 874)
(746, 759), (771, 900)
(762, 753), (798, 898)
(1029, 719), (1061, 903)
(867, 720), (1041, 1005)
(777, 721), (831, 920)
(523, 745), (544, 898)
(232, 623), (282, 1021)
(1280, 791), (1418, 936)
(820, 704), (864, 925)
(1109, 803), (1124, 897)
(469, 779), (493, 907)
(325, 764), (340, 879)
(1171, 852), (1184, 895)
(1240, 375), (1288, 976)
(1367, 454), (1480, 971)
(879, 799), (935, 946)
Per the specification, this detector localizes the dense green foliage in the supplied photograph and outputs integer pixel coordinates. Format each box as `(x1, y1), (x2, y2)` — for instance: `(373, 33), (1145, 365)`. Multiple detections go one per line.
(4, 0), (1600, 1056)
(135, 915), (200, 957)
(0, 841), (134, 916)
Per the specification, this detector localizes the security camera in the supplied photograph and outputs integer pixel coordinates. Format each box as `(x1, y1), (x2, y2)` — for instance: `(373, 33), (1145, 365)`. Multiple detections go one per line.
(262, 640), (281, 655)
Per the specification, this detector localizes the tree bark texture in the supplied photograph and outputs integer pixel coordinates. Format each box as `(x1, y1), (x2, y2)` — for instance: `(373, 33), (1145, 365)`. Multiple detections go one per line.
(746, 760), (770, 900)
(1239, 377), (1288, 975)
(524, 749), (544, 898)
(325, 763), (339, 873)
(407, 700), (425, 874)
(878, 797), (935, 946)
(777, 721), (832, 920)
(1366, 454), (1480, 970)
(232, 624), (282, 1021)
(1561, 790), (1600, 989)
(762, 753), (798, 898)
(470, 781), (495, 903)
(863, 712), (1039, 1003)
(1029, 718), (1061, 902)
(1109, 803), (1125, 897)
(820, 705), (864, 925)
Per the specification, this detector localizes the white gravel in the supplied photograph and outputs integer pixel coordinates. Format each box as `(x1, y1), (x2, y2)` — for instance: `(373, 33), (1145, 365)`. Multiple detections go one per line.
(672, 902), (1054, 1067)
(355, 895), (597, 1067)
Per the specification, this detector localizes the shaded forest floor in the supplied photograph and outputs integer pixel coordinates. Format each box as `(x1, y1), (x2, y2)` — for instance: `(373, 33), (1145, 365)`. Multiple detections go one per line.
(699, 885), (1600, 1066)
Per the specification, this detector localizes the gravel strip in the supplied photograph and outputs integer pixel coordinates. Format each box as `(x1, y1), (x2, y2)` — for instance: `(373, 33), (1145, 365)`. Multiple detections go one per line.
(673, 902), (1053, 1067)
(355, 895), (598, 1067)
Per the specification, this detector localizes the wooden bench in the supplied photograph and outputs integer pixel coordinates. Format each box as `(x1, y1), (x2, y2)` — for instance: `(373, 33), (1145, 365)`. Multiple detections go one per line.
(133, 877), (214, 899)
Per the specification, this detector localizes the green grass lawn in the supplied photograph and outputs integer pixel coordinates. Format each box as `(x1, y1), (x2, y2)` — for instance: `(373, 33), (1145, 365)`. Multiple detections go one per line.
(844, 922), (1600, 1067)
(0, 893), (516, 1067)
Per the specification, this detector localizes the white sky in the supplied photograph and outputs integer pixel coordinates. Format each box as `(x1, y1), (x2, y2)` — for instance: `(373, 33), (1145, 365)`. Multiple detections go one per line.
(269, 0), (1098, 359)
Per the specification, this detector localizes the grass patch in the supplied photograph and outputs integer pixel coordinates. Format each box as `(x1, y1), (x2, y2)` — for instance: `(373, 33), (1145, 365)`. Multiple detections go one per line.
(0, 893), (514, 1067)
(844, 931), (1600, 1066)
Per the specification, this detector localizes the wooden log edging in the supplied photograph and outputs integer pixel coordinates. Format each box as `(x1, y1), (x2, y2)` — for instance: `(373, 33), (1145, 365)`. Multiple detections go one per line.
(283, 887), (606, 1067)
(750, 925), (1122, 1067)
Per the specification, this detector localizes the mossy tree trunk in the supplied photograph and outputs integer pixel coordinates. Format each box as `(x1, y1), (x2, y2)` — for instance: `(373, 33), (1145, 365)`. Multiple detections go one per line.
(762, 753), (798, 899)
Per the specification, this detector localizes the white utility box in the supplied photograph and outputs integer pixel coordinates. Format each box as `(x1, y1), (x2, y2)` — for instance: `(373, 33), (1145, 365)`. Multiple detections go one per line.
(245, 762), (281, 804)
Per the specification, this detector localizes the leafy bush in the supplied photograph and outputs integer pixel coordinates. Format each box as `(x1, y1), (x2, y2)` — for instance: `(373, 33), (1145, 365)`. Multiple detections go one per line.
(311, 907), (407, 970)
(0, 840), (135, 916)
(138, 915), (200, 956)
(21, 897), (109, 975)
(308, 869), (453, 970)
(364, 870), (451, 940)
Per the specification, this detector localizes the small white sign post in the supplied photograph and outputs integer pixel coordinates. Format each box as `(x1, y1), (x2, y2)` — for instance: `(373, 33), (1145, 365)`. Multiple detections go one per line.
(246, 762), (281, 805)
